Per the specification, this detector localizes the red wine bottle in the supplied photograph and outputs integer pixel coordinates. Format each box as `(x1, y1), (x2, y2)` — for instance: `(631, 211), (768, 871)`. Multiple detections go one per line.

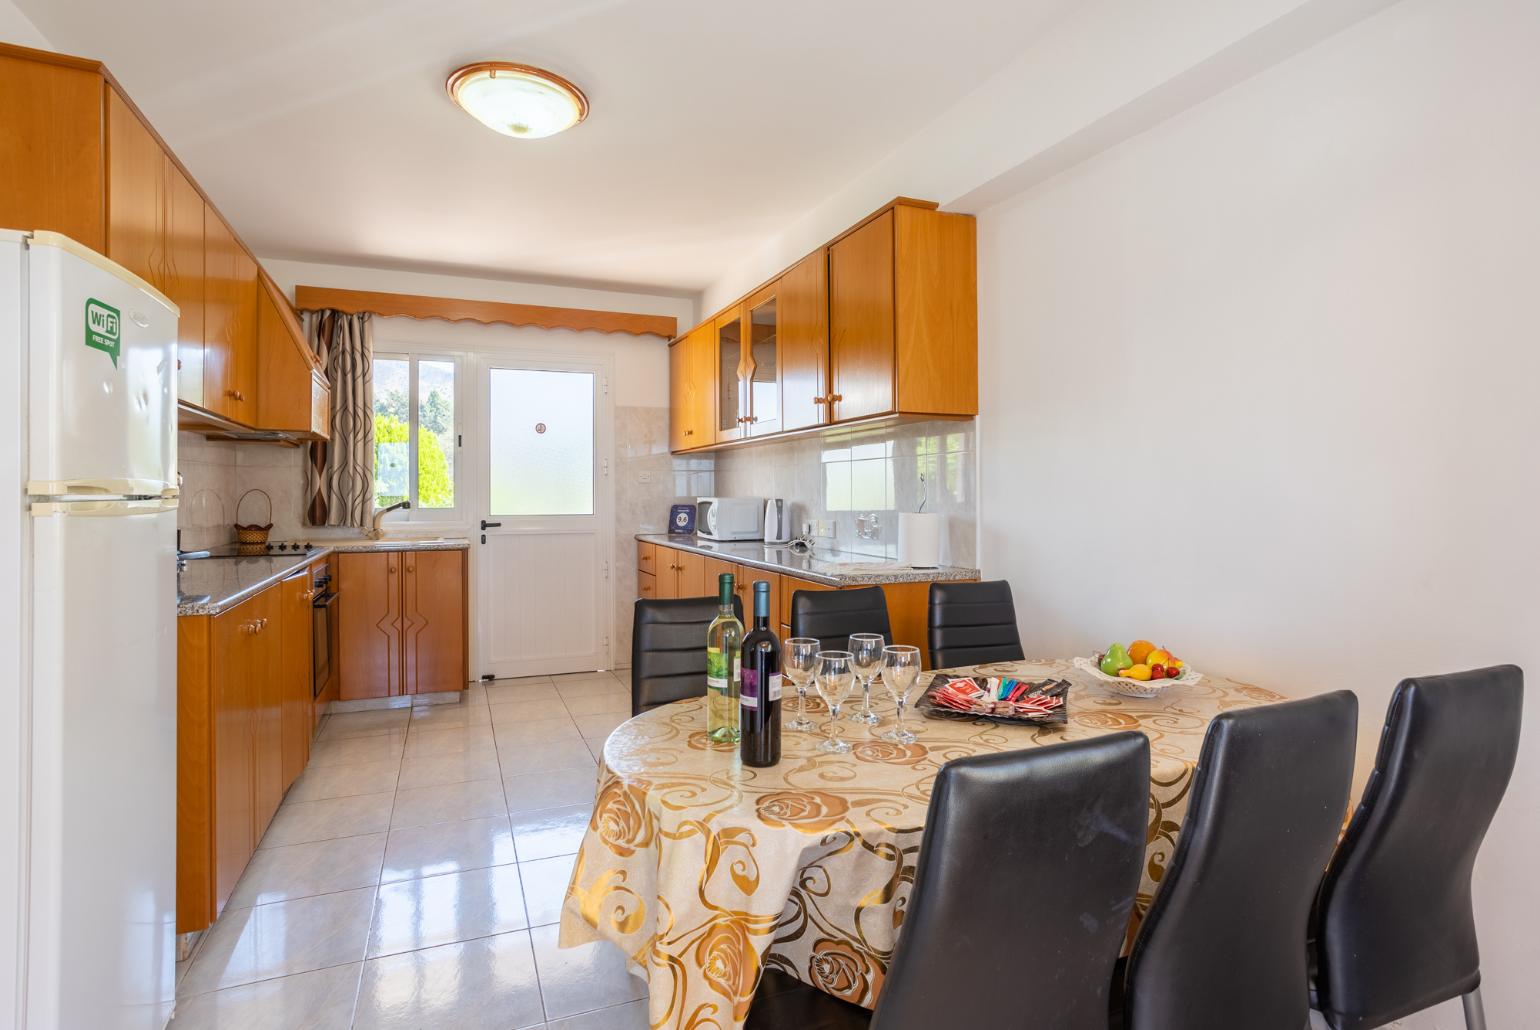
(739, 580), (781, 767)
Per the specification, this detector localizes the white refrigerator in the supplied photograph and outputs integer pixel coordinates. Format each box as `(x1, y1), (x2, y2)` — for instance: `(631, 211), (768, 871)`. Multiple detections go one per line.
(0, 230), (178, 1030)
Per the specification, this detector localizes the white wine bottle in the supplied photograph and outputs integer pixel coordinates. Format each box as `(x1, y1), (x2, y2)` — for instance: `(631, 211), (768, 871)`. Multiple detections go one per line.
(705, 573), (742, 744)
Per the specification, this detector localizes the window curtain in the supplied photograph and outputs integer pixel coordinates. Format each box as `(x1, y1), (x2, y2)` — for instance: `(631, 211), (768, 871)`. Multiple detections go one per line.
(305, 309), (374, 528)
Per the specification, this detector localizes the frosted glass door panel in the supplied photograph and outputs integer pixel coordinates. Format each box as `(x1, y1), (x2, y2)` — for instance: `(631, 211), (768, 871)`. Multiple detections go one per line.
(489, 368), (595, 516)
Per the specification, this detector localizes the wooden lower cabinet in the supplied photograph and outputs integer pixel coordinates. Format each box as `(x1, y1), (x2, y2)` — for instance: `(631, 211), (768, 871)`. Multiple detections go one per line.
(402, 549), (468, 694)
(179, 562), (319, 934)
(194, 584), (283, 930)
(339, 548), (467, 700)
(639, 540), (709, 601)
(279, 569), (315, 790)
(639, 541), (957, 667)
(338, 551), (401, 699)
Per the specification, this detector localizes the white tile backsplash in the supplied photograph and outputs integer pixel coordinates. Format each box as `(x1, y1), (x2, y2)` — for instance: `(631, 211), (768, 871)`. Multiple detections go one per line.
(714, 420), (977, 566)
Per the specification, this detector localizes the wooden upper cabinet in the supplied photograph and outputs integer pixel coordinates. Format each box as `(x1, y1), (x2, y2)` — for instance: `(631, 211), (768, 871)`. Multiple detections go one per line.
(665, 199), (975, 454)
(105, 88), (209, 408)
(688, 321), (715, 443)
(0, 52), (104, 252)
(714, 306), (746, 444)
(777, 250), (828, 433)
(669, 321), (718, 450)
(255, 274), (331, 439)
(668, 337), (690, 452)
(829, 210), (897, 422)
(105, 87), (162, 288)
(338, 551), (402, 700)
(163, 156), (206, 408)
(743, 283), (782, 438)
(203, 207), (259, 422)
(893, 205), (978, 416)
(401, 549), (467, 694)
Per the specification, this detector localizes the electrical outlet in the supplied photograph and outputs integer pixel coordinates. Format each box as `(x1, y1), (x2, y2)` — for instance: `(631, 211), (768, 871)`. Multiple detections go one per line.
(813, 520), (836, 539)
(636, 470), (653, 484)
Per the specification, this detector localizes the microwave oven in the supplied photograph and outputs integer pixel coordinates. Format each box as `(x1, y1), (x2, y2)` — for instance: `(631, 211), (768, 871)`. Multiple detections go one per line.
(696, 497), (765, 541)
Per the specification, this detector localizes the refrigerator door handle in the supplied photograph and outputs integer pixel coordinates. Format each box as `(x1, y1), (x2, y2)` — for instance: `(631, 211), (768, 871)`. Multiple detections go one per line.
(30, 498), (179, 517)
(25, 477), (179, 499)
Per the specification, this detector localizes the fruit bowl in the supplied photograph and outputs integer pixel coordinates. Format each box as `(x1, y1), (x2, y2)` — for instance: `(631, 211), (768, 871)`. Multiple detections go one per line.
(1074, 655), (1203, 698)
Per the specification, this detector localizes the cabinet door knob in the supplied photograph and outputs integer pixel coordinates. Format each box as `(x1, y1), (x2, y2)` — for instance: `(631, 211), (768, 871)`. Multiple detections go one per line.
(226, 389), (244, 401)
(813, 396), (828, 404)
(406, 564), (415, 573)
(388, 565), (397, 574)
(829, 393), (843, 402)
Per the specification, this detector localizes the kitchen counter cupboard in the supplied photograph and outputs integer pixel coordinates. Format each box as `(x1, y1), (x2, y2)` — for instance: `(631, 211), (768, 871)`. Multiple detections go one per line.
(177, 559), (320, 933)
(637, 536), (978, 667)
(669, 198), (977, 453)
(0, 41), (329, 441)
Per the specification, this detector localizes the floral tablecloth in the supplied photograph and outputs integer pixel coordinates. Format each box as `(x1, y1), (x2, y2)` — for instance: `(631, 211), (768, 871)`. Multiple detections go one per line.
(559, 658), (1285, 1029)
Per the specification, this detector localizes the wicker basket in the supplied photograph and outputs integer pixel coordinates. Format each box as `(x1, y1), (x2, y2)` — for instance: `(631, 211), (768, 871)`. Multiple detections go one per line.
(234, 489), (274, 547)
(1074, 655), (1203, 698)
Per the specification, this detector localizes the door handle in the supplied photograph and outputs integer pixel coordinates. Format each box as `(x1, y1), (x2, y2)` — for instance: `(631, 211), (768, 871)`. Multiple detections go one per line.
(480, 520), (502, 530)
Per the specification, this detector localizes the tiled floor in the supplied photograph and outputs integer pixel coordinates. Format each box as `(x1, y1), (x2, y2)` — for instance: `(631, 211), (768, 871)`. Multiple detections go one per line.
(172, 671), (648, 1030)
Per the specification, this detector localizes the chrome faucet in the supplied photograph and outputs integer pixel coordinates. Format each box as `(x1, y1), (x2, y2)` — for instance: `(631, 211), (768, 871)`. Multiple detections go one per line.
(368, 500), (410, 539)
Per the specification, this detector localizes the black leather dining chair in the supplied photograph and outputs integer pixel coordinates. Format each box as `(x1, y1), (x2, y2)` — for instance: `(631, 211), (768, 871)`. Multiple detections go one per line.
(1311, 666), (1523, 1030)
(927, 579), (1025, 668)
(747, 732), (1152, 1030)
(788, 586), (891, 653)
(630, 595), (743, 716)
(1114, 691), (1358, 1030)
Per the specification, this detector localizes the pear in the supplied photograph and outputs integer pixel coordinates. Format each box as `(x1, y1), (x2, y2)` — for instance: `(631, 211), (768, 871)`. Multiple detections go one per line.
(1100, 643), (1133, 676)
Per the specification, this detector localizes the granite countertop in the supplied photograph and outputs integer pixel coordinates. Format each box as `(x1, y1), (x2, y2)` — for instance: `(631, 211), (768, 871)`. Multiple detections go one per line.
(178, 551), (328, 616)
(635, 534), (979, 587)
(323, 537), (471, 553)
(177, 537), (471, 616)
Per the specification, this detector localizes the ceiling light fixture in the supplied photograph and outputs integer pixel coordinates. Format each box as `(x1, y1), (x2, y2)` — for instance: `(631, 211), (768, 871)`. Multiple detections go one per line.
(446, 62), (589, 139)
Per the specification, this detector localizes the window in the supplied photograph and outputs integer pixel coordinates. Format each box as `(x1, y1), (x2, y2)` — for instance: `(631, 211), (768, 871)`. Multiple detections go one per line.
(488, 367), (595, 516)
(373, 354), (460, 519)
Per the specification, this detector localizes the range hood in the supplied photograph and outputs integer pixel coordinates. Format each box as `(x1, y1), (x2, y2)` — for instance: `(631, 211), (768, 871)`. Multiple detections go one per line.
(177, 401), (304, 444)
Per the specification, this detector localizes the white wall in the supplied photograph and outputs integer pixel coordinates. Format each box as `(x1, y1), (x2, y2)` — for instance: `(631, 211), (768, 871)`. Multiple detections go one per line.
(698, 0), (1397, 313)
(977, 0), (1538, 1025)
(0, 0), (48, 49)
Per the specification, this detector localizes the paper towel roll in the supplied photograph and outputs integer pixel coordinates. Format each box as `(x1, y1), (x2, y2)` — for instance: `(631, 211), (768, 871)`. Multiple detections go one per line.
(898, 513), (942, 568)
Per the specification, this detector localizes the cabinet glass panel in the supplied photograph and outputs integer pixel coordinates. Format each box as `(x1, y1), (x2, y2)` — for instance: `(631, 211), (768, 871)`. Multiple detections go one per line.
(488, 368), (595, 516)
(748, 297), (779, 434)
(717, 315), (743, 435)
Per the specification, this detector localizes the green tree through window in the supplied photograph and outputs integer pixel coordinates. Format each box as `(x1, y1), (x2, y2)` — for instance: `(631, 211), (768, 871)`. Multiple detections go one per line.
(373, 357), (455, 511)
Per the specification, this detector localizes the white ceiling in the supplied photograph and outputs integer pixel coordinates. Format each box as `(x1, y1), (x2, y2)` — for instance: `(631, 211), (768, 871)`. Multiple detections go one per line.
(19, 0), (1072, 296)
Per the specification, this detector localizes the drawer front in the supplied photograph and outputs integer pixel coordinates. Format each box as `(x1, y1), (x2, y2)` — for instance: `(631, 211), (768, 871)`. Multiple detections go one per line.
(637, 542), (657, 576)
(637, 571), (657, 599)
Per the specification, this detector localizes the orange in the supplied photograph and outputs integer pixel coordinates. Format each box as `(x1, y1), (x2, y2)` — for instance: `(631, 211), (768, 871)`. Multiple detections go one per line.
(1128, 640), (1155, 664)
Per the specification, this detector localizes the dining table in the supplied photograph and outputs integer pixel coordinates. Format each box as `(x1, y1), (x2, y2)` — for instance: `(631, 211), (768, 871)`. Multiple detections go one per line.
(558, 657), (1288, 1030)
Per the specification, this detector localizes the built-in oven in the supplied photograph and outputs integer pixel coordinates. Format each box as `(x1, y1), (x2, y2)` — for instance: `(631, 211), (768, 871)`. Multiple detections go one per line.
(311, 562), (337, 698)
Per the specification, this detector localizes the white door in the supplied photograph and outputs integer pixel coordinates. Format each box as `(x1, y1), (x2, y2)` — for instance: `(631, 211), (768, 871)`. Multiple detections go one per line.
(474, 357), (613, 678)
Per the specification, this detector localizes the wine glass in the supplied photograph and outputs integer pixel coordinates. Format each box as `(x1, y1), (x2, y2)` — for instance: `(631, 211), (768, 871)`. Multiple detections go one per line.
(847, 633), (885, 726)
(880, 645), (921, 743)
(783, 637), (820, 732)
(814, 651), (855, 754)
